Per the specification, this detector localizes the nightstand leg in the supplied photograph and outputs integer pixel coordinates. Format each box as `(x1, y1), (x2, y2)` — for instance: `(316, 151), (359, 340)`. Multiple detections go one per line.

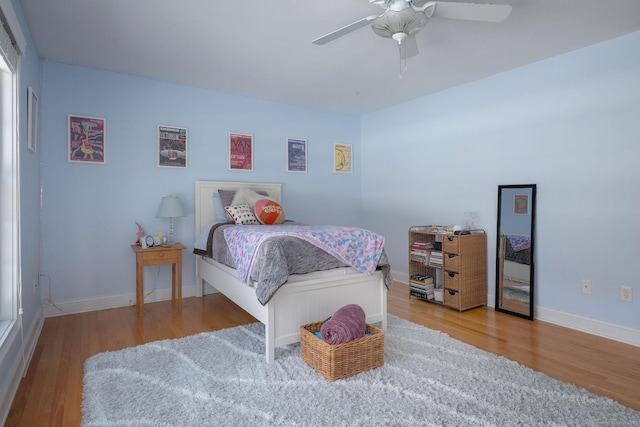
(136, 258), (144, 317)
(177, 257), (182, 307)
(172, 263), (176, 301)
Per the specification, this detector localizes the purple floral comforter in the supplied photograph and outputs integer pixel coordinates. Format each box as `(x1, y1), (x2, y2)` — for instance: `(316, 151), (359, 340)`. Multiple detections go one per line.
(224, 224), (385, 284)
(507, 234), (530, 252)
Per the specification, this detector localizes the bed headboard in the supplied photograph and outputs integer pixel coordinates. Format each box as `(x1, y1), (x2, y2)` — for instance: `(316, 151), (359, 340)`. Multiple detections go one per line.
(194, 181), (282, 236)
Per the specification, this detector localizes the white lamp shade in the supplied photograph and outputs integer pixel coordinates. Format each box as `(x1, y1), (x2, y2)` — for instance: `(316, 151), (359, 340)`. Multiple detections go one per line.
(156, 196), (186, 218)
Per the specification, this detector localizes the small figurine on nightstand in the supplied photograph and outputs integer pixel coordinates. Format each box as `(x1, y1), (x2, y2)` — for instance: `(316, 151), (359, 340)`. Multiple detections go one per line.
(154, 232), (165, 246)
(134, 222), (146, 245)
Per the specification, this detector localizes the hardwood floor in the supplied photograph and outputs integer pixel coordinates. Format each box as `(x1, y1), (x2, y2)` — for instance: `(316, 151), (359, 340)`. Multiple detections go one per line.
(6, 281), (640, 426)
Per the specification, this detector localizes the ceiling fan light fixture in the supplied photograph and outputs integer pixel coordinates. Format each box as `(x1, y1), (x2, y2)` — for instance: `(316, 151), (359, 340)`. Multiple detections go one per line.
(371, 7), (428, 39)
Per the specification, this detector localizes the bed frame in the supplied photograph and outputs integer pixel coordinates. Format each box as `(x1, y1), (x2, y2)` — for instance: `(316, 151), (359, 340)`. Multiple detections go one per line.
(504, 260), (530, 284)
(194, 180), (387, 363)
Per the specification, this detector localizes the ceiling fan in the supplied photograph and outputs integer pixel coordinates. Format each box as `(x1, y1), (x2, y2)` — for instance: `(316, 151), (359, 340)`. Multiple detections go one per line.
(313, 0), (512, 72)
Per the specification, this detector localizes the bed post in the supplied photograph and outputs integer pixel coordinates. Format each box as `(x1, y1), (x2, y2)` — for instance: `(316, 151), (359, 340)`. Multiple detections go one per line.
(195, 256), (203, 297)
(380, 280), (388, 330)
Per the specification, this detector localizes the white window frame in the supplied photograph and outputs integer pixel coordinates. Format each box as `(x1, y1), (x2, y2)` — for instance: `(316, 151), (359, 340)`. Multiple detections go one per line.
(0, 0), (25, 353)
(0, 55), (18, 346)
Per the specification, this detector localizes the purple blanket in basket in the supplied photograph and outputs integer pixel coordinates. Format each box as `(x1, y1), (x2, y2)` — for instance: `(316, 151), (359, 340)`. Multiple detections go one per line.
(320, 304), (366, 345)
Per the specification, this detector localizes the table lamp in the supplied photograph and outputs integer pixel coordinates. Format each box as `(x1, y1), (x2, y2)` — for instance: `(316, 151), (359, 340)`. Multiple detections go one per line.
(155, 195), (186, 245)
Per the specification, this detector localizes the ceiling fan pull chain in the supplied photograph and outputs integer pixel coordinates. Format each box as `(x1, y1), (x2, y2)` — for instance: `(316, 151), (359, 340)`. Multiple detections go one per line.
(399, 40), (408, 78)
(393, 32), (409, 77)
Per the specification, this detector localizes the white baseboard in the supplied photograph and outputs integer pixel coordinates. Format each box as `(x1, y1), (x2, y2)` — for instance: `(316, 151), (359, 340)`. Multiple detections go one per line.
(486, 292), (640, 347)
(535, 305), (640, 347)
(393, 269), (640, 348)
(0, 308), (44, 426)
(43, 284), (197, 317)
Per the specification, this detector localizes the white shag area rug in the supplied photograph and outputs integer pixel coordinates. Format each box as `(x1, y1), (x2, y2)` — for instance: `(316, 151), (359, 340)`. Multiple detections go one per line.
(83, 315), (640, 426)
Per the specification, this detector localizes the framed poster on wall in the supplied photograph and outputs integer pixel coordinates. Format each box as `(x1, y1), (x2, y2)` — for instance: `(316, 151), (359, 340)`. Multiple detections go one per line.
(158, 125), (187, 168)
(229, 133), (253, 171)
(334, 143), (352, 173)
(68, 114), (106, 163)
(513, 194), (529, 215)
(286, 138), (307, 173)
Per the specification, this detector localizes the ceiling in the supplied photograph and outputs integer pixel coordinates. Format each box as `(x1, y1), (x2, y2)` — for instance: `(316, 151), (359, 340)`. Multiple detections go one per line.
(19, 0), (640, 114)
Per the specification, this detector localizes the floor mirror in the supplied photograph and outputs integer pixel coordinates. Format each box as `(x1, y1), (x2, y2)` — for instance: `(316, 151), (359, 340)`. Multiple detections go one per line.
(495, 184), (536, 319)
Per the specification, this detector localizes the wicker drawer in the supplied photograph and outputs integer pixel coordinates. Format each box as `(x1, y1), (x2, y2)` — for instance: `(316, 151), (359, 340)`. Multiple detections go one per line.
(442, 235), (459, 253)
(443, 253), (460, 271)
(444, 271), (460, 290)
(443, 288), (460, 309)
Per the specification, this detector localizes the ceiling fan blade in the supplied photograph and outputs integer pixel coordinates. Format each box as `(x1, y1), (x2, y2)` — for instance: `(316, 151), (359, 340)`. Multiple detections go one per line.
(404, 34), (419, 59)
(312, 15), (379, 45)
(431, 2), (512, 23)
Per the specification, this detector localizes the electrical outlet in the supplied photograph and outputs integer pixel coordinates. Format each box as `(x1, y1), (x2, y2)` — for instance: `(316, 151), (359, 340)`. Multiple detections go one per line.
(621, 286), (633, 302)
(581, 280), (592, 295)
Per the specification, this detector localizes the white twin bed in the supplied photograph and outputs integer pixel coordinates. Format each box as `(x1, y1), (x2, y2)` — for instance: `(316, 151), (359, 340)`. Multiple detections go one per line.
(194, 180), (388, 363)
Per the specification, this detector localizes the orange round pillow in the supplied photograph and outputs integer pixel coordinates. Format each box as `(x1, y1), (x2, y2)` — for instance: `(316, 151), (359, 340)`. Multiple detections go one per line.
(254, 199), (285, 225)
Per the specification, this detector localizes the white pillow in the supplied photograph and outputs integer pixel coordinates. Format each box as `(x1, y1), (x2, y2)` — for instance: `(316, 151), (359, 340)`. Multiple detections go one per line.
(231, 187), (274, 208)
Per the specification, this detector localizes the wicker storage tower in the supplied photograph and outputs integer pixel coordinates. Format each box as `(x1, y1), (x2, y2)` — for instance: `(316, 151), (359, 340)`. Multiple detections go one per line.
(441, 232), (487, 310)
(409, 226), (487, 311)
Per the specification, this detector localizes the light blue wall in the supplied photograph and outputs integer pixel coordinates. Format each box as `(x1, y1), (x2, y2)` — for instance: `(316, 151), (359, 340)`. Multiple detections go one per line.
(361, 31), (640, 329)
(39, 62), (362, 302)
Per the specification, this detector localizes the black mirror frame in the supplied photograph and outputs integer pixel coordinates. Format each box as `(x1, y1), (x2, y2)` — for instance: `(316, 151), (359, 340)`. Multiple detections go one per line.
(495, 184), (536, 320)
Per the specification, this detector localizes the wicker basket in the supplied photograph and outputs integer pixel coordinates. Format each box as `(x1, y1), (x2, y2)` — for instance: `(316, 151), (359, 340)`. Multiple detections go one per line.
(300, 321), (384, 381)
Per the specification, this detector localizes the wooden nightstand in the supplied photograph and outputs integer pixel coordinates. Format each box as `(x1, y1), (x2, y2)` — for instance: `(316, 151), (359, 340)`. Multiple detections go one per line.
(131, 243), (186, 316)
